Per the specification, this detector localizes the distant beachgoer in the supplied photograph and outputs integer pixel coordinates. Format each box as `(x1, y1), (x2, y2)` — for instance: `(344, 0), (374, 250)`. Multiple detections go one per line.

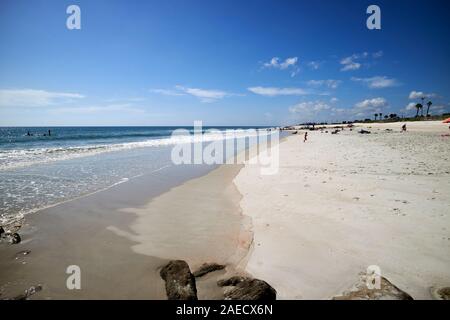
(27, 131), (31, 136)
(304, 132), (308, 143)
(402, 124), (407, 132)
(48, 129), (51, 136)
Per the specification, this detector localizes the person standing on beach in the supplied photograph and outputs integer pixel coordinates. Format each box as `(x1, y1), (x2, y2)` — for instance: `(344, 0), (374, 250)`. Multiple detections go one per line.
(402, 124), (407, 132)
(304, 131), (308, 143)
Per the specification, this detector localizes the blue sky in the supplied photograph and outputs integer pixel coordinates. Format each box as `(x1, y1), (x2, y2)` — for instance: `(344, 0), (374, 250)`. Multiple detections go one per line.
(0, 0), (449, 126)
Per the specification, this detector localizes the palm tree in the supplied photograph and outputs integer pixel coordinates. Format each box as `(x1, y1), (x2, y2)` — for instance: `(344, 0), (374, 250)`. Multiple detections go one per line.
(415, 103), (422, 117)
(379, 113), (383, 121)
(426, 101), (432, 117)
(374, 113), (378, 121)
(421, 97), (425, 117)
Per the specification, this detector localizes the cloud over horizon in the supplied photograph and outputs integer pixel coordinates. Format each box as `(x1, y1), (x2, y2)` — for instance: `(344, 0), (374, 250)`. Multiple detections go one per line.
(151, 85), (237, 102)
(307, 79), (341, 89)
(353, 97), (388, 115)
(0, 89), (85, 108)
(248, 86), (309, 97)
(408, 90), (436, 100)
(351, 76), (400, 89)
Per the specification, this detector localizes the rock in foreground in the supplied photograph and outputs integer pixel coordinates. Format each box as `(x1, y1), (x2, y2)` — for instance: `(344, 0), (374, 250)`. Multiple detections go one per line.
(430, 287), (450, 300)
(218, 276), (276, 301)
(333, 274), (413, 300)
(193, 263), (226, 278)
(160, 260), (198, 300)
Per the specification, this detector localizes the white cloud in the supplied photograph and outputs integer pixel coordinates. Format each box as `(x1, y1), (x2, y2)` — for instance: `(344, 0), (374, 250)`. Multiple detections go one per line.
(330, 97), (339, 103)
(289, 101), (331, 114)
(430, 104), (449, 115)
(373, 51), (384, 58)
(340, 51), (382, 72)
(264, 57), (297, 69)
(403, 102), (448, 115)
(263, 57), (300, 77)
(151, 86), (235, 102)
(408, 91), (436, 100)
(288, 100), (337, 122)
(354, 98), (388, 115)
(341, 62), (361, 71)
(150, 88), (186, 96)
(248, 86), (309, 97)
(177, 86), (228, 102)
(52, 103), (146, 114)
(405, 102), (417, 111)
(307, 61), (321, 70)
(351, 76), (400, 89)
(340, 55), (361, 71)
(0, 89), (85, 108)
(307, 79), (341, 89)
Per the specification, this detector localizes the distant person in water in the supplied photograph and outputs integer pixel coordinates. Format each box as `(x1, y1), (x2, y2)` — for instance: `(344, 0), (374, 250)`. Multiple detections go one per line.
(27, 131), (31, 136)
(304, 131), (308, 143)
(48, 129), (51, 136)
(402, 124), (407, 132)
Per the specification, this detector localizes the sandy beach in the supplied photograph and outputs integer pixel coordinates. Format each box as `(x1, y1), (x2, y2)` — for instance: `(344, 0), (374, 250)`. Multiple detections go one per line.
(234, 121), (450, 299)
(1, 121), (449, 300)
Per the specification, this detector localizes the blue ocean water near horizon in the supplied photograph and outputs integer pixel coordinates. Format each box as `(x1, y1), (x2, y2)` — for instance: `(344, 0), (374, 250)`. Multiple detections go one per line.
(0, 126), (274, 225)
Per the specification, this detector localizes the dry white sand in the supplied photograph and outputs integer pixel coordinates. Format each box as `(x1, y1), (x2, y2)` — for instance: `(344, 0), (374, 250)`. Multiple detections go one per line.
(234, 121), (450, 299)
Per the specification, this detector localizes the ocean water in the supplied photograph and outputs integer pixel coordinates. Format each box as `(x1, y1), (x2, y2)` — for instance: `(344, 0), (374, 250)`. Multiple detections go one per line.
(0, 126), (274, 225)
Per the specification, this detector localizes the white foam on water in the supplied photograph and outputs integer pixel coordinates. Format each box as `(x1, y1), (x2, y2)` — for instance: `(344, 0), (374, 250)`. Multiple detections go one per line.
(0, 130), (272, 170)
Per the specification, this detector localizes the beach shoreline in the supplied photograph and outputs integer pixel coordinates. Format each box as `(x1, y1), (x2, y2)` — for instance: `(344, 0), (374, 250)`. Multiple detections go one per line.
(1, 121), (449, 300)
(0, 160), (247, 299)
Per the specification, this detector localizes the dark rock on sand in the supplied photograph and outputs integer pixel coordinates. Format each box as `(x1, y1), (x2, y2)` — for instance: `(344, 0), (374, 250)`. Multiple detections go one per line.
(0, 231), (21, 245)
(333, 274), (413, 300)
(217, 275), (246, 287)
(10, 285), (42, 300)
(11, 233), (21, 244)
(218, 276), (276, 301)
(430, 287), (450, 300)
(160, 260), (198, 300)
(193, 263), (226, 278)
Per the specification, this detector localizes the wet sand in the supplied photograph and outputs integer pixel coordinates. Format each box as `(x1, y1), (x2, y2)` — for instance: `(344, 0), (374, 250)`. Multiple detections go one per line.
(108, 164), (251, 269)
(0, 163), (245, 299)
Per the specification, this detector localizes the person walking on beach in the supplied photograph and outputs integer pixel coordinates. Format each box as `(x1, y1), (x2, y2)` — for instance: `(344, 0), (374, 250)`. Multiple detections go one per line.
(304, 131), (308, 143)
(402, 124), (407, 132)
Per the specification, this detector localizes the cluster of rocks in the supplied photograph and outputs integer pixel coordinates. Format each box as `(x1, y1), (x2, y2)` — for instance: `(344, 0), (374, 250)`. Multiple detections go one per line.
(159, 260), (276, 301)
(0, 226), (21, 245)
